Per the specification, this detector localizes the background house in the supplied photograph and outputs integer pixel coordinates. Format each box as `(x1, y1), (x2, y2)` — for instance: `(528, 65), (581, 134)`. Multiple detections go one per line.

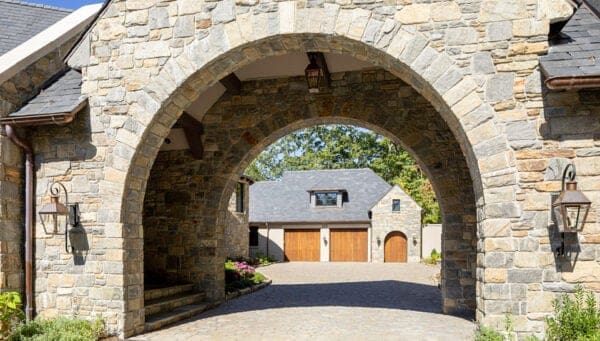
(248, 168), (435, 263)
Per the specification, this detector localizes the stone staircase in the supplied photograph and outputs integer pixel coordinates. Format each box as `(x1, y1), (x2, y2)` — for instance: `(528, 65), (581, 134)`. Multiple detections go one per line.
(144, 283), (212, 332)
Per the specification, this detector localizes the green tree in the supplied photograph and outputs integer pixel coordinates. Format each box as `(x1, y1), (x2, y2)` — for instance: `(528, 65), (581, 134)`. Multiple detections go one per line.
(245, 125), (440, 223)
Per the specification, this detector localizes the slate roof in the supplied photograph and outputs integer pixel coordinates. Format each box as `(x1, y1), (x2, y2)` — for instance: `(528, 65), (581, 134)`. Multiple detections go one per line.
(540, 1), (600, 80)
(7, 69), (86, 118)
(249, 169), (392, 223)
(0, 0), (71, 56)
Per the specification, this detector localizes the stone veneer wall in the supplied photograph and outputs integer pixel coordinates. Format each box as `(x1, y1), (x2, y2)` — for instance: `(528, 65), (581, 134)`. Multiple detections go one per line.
(0, 36), (78, 292)
(371, 185), (422, 263)
(143, 150), (250, 285)
(143, 149), (203, 285)
(224, 180), (250, 259)
(5, 0), (593, 337)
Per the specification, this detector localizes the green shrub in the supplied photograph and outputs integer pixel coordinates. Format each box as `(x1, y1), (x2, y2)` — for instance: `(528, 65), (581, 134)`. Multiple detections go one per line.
(9, 316), (105, 341)
(254, 253), (277, 266)
(252, 272), (266, 284)
(0, 291), (24, 339)
(474, 313), (519, 341)
(545, 286), (600, 341)
(474, 326), (504, 341)
(423, 248), (442, 265)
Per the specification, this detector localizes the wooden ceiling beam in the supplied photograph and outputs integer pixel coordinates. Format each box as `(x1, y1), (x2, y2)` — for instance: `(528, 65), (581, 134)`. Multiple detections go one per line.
(179, 112), (204, 160)
(220, 73), (242, 95)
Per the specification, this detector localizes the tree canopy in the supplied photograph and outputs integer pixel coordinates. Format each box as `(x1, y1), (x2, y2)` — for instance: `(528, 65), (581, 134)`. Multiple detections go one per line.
(245, 125), (441, 223)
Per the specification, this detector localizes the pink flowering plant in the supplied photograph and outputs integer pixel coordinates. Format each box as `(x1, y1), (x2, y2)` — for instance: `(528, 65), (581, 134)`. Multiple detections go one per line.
(225, 259), (265, 293)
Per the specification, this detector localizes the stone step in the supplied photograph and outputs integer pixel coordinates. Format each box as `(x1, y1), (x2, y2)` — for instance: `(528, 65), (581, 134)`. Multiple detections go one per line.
(144, 302), (214, 333)
(144, 292), (206, 317)
(144, 283), (195, 301)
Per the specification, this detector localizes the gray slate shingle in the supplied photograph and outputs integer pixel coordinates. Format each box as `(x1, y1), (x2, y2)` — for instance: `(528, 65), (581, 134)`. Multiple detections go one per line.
(0, 0), (71, 56)
(540, 3), (600, 79)
(9, 69), (85, 117)
(249, 169), (392, 223)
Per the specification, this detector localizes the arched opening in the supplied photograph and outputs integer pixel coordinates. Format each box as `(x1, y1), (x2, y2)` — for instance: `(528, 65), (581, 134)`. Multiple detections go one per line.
(140, 52), (480, 331)
(385, 231), (408, 263)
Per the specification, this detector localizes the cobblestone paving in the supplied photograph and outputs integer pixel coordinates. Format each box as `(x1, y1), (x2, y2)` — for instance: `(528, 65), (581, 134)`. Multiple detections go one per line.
(131, 263), (475, 341)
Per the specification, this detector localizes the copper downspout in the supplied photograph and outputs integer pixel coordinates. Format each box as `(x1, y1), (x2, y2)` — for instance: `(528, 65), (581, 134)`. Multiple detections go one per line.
(545, 76), (600, 91)
(4, 125), (34, 321)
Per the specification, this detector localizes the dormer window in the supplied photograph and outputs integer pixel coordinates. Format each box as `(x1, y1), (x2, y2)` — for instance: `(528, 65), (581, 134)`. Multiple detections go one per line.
(315, 192), (338, 206)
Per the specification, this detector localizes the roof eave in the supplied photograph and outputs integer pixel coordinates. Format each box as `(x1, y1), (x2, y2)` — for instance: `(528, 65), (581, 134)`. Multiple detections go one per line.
(0, 3), (102, 84)
(0, 100), (86, 127)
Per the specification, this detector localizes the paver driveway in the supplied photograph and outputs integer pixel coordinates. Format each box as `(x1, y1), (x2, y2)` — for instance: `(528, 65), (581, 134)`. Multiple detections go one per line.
(131, 262), (475, 341)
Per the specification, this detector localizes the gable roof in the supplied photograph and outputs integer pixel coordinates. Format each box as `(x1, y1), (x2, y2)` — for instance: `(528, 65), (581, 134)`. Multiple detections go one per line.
(0, 2), (101, 126)
(540, 1), (600, 89)
(249, 169), (392, 223)
(0, 0), (71, 56)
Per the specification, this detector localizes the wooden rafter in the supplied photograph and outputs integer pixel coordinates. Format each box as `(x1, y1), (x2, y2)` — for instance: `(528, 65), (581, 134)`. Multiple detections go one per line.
(220, 73), (242, 95)
(179, 112), (204, 160)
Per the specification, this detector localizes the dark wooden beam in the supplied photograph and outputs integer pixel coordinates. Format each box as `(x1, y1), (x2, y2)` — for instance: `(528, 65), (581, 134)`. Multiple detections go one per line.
(307, 52), (331, 88)
(179, 112), (204, 160)
(220, 73), (242, 95)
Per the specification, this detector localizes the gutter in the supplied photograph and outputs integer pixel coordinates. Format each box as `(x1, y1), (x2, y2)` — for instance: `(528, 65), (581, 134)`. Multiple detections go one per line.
(0, 101), (81, 127)
(0, 111), (78, 127)
(4, 126), (34, 321)
(544, 75), (600, 91)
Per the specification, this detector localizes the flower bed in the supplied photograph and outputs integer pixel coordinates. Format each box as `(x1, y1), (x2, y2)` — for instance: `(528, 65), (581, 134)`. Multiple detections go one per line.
(225, 260), (268, 294)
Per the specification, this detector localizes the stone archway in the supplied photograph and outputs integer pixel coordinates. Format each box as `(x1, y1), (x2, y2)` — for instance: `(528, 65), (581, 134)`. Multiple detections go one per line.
(77, 1), (532, 336)
(142, 67), (479, 331)
(105, 37), (514, 336)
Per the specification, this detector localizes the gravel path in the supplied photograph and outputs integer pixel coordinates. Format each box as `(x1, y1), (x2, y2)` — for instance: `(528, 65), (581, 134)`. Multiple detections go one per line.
(130, 262), (475, 341)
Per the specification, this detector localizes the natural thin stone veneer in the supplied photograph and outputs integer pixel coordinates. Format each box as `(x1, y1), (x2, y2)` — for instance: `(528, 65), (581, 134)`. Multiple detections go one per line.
(1, 0), (597, 338)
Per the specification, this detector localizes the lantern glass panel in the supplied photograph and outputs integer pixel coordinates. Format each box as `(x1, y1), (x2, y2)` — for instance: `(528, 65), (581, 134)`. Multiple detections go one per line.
(556, 203), (590, 232)
(553, 204), (564, 231)
(305, 68), (321, 93)
(566, 203), (590, 231)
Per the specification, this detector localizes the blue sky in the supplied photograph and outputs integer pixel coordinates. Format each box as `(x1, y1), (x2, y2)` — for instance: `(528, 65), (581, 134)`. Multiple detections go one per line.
(28, 0), (102, 10)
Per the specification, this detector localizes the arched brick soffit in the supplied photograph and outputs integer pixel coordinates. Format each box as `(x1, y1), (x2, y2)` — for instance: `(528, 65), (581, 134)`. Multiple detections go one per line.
(105, 7), (518, 226)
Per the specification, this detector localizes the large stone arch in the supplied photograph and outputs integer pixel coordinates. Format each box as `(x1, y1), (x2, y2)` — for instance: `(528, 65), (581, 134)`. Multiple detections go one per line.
(77, 1), (538, 336)
(143, 69), (477, 313)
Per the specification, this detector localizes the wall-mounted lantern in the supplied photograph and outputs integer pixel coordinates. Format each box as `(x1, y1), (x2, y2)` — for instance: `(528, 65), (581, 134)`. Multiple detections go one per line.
(38, 181), (80, 253)
(376, 236), (381, 247)
(412, 234), (418, 245)
(323, 236), (327, 246)
(553, 163), (591, 256)
(305, 53), (323, 94)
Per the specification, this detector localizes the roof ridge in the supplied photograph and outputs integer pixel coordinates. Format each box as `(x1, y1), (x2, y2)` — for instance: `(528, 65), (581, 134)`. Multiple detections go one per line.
(283, 168), (372, 173)
(0, 0), (72, 13)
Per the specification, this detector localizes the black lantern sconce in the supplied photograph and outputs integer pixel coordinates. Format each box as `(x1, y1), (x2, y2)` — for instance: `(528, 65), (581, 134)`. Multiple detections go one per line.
(38, 181), (81, 253)
(305, 53), (323, 94)
(552, 163), (591, 256)
(376, 236), (382, 247)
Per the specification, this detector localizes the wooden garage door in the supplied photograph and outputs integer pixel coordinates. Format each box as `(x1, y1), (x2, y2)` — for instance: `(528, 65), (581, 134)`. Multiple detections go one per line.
(330, 229), (368, 262)
(284, 229), (320, 261)
(384, 232), (407, 263)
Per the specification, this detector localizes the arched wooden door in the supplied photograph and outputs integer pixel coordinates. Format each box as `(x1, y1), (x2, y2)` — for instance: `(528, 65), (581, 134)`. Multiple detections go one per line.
(384, 232), (407, 263)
